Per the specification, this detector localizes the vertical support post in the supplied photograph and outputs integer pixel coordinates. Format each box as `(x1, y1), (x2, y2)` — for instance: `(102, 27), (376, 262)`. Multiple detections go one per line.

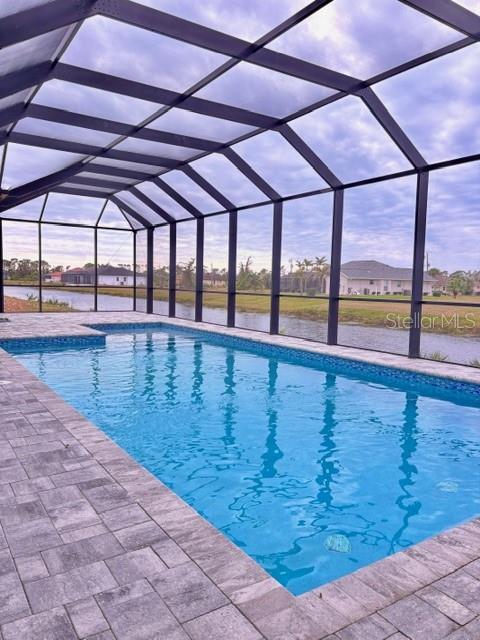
(146, 227), (154, 314)
(132, 230), (137, 312)
(0, 219), (4, 314)
(169, 223), (176, 317)
(227, 210), (237, 328)
(38, 222), (42, 313)
(195, 217), (204, 322)
(37, 196), (48, 313)
(94, 227), (98, 312)
(409, 171), (429, 358)
(327, 189), (344, 345)
(270, 201), (283, 335)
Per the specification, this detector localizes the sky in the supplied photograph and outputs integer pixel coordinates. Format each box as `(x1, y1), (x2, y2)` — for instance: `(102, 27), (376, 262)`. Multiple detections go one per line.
(1, 0), (479, 274)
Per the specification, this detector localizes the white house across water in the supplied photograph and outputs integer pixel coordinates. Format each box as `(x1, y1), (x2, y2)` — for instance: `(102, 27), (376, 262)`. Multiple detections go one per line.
(60, 266), (146, 287)
(329, 260), (435, 296)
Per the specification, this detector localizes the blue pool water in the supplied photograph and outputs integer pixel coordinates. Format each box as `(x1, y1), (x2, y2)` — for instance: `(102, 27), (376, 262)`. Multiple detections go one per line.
(5, 325), (480, 595)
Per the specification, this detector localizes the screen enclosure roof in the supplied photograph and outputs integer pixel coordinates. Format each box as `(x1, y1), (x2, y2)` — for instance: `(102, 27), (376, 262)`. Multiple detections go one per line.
(0, 0), (479, 229)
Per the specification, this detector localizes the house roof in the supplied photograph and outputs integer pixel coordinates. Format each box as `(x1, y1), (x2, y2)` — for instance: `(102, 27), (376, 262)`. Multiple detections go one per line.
(64, 266), (134, 276)
(340, 260), (435, 282)
(98, 266), (134, 276)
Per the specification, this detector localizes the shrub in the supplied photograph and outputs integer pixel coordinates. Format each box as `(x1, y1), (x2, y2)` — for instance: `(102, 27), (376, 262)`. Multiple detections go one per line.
(424, 351), (448, 361)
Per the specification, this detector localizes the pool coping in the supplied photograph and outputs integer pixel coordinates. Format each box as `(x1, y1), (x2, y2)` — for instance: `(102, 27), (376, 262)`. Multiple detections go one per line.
(0, 311), (479, 639)
(1, 310), (480, 385)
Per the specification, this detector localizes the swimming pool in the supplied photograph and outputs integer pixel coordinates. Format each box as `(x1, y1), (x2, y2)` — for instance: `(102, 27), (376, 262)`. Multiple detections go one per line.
(4, 324), (480, 595)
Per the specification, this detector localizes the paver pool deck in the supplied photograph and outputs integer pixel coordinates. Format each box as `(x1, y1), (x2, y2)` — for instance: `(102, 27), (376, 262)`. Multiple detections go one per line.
(0, 311), (479, 640)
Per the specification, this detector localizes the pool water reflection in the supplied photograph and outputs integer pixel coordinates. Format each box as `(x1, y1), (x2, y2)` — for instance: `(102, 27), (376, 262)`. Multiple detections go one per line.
(9, 327), (480, 594)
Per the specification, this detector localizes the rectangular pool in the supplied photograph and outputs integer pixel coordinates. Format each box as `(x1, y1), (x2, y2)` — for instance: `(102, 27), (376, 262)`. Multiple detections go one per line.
(4, 324), (480, 595)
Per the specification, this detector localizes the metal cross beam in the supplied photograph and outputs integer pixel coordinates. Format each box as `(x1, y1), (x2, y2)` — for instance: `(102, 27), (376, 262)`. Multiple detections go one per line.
(222, 148), (281, 201)
(152, 178), (202, 218)
(110, 195), (153, 228)
(6, 132), (182, 169)
(68, 176), (124, 191)
(129, 187), (175, 224)
(0, 0), (97, 48)
(1, 0), (360, 92)
(82, 164), (152, 181)
(181, 166), (235, 211)
(53, 186), (109, 198)
(400, 0), (480, 39)
(0, 160), (86, 212)
(0, 63), (52, 101)
(0, 0), (475, 225)
(96, 0), (361, 91)
(20, 105), (220, 152)
(358, 88), (426, 168)
(277, 124), (342, 188)
(51, 64), (274, 129)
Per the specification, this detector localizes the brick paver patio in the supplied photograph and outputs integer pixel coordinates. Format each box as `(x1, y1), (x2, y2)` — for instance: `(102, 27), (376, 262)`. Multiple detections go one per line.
(0, 312), (479, 639)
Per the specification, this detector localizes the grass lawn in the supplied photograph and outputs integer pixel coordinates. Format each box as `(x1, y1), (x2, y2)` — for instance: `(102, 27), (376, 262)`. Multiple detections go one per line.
(4, 296), (72, 312)
(89, 288), (480, 336)
(6, 286), (480, 336)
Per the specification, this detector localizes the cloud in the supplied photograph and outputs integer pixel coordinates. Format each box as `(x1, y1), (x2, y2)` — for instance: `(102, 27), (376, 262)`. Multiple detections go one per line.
(161, 170), (224, 214)
(233, 131), (327, 196)
(375, 44), (480, 163)
(100, 201), (131, 228)
(42, 225), (95, 266)
(14, 118), (117, 147)
(117, 191), (165, 225)
(153, 225), (170, 269)
(290, 96), (411, 182)
(190, 154), (265, 207)
(0, 195), (45, 221)
(282, 194), (333, 263)
(42, 193), (104, 225)
(136, 181), (193, 220)
(237, 205), (274, 270)
(135, 0), (308, 42)
(61, 16), (228, 94)
(451, 0), (480, 12)
(425, 161), (480, 272)
(1, 27), (69, 75)
(2, 220), (39, 260)
(115, 137), (198, 162)
(33, 79), (159, 124)
(176, 223), (197, 264)
(150, 109), (254, 144)
(195, 62), (333, 118)
(2, 144), (83, 190)
(341, 176), (417, 266)
(97, 228), (134, 266)
(268, 0), (460, 79)
(204, 214), (229, 271)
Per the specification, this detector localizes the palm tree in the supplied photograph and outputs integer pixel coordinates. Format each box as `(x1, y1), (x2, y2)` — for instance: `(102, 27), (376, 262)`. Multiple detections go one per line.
(313, 256), (329, 293)
(295, 259), (307, 294)
(180, 258), (196, 289)
(237, 256), (262, 291)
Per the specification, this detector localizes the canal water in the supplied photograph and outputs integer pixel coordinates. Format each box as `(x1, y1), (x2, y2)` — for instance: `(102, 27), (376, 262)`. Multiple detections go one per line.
(4, 286), (479, 365)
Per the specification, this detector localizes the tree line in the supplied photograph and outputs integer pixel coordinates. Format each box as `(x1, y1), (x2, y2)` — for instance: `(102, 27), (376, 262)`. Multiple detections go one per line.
(3, 256), (479, 298)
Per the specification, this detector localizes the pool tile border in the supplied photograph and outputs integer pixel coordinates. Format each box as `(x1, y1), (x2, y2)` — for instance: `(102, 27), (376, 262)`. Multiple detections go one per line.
(1, 310), (480, 385)
(0, 311), (479, 639)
